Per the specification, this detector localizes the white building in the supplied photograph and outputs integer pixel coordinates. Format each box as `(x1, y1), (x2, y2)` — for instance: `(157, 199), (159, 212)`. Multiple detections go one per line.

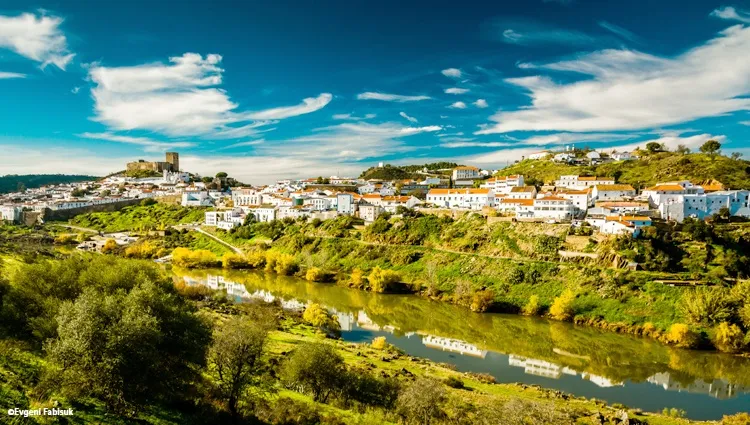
(557, 190), (591, 213)
(0, 205), (22, 223)
(337, 193), (355, 215)
(497, 199), (534, 218)
(507, 185), (537, 200)
(426, 188), (494, 210)
(586, 151), (601, 160)
(481, 175), (525, 194)
(659, 190), (750, 222)
(555, 175), (615, 190)
(452, 166), (480, 181)
(611, 151), (633, 161)
(642, 182), (704, 208)
(421, 335), (487, 358)
(532, 196), (575, 221)
(231, 188), (263, 206)
(244, 206), (276, 223)
(359, 204), (383, 222)
(586, 215), (652, 237)
(182, 190), (214, 207)
(591, 184), (636, 202)
(205, 208), (245, 230)
(553, 153), (574, 163)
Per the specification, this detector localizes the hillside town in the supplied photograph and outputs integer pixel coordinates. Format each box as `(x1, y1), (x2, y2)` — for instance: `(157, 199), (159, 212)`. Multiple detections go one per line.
(2, 150), (750, 239)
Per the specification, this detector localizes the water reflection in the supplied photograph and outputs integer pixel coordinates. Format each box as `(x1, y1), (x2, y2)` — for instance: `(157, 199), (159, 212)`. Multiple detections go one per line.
(174, 268), (750, 420)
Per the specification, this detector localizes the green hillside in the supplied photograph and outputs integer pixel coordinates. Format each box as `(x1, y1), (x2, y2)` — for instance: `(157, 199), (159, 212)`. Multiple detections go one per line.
(497, 152), (750, 189)
(359, 162), (459, 180)
(0, 174), (98, 194)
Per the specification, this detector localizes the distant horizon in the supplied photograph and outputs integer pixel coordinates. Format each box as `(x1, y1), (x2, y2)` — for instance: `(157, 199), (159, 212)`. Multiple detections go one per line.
(1, 0), (749, 183)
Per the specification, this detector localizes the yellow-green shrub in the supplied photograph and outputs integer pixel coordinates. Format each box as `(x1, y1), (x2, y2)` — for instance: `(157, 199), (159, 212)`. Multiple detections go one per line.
(54, 234), (75, 245)
(350, 268), (367, 289)
(713, 322), (746, 353)
(101, 239), (118, 254)
(470, 290), (495, 313)
(222, 252), (251, 269)
(549, 289), (576, 321)
(125, 241), (159, 259)
(172, 247), (219, 268)
(372, 336), (388, 350)
(664, 323), (699, 348)
(721, 412), (750, 425)
(522, 295), (541, 316)
(303, 303), (340, 332)
(368, 267), (401, 293)
(305, 267), (326, 282)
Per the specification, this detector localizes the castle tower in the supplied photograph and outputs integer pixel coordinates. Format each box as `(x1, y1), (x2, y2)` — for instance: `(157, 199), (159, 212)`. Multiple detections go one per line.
(165, 152), (179, 172)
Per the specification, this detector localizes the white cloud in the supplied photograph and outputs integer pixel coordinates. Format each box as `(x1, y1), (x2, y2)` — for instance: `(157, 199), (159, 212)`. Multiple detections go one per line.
(445, 87), (469, 94)
(0, 145), (125, 175)
(332, 113), (376, 120)
(71, 86), (80, 94)
(598, 21), (640, 43)
(490, 19), (598, 47)
(441, 68), (462, 78)
(357, 92), (431, 102)
(245, 93), (332, 120)
(519, 132), (636, 146)
(399, 111), (418, 123)
(78, 132), (195, 152)
(473, 99), (488, 108)
(0, 12), (74, 70)
(221, 139), (266, 150)
(615, 133), (726, 153)
(89, 53), (330, 138)
(442, 141), (514, 148)
(711, 6), (750, 24)
(254, 122), (440, 161)
(741, 121), (750, 126)
(448, 101), (467, 109)
(0, 71), (25, 79)
(478, 26), (750, 134)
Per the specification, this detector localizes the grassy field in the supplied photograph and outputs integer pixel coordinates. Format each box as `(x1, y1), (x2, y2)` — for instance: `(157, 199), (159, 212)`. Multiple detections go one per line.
(68, 203), (207, 232)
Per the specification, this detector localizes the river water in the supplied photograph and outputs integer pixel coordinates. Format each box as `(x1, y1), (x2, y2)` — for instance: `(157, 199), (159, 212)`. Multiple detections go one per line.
(173, 268), (750, 420)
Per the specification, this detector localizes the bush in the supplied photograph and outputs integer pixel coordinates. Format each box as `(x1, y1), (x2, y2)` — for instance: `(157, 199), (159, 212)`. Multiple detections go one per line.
(340, 368), (400, 409)
(713, 322), (746, 353)
(305, 267), (326, 282)
(221, 252), (252, 269)
(444, 376), (464, 389)
(522, 295), (541, 316)
(741, 303), (750, 329)
(368, 267), (402, 293)
(680, 287), (734, 325)
(265, 251), (297, 275)
(722, 412), (750, 425)
(124, 241), (160, 259)
(281, 343), (345, 403)
(397, 378), (446, 425)
(302, 303), (340, 334)
(101, 239), (118, 254)
(665, 323), (699, 348)
(54, 234), (75, 245)
(350, 268), (368, 289)
(470, 290), (495, 313)
(549, 289), (576, 321)
(371, 336), (387, 350)
(172, 247), (220, 268)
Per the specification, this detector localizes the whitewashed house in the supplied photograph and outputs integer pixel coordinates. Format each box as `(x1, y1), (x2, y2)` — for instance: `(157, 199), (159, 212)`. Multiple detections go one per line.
(497, 199), (534, 218)
(532, 196), (575, 221)
(591, 184), (636, 202)
(426, 188), (494, 210)
(481, 175), (524, 194)
(659, 190), (750, 222)
(182, 191), (214, 207)
(611, 151), (633, 161)
(359, 204), (383, 222)
(243, 206), (276, 223)
(0, 205), (22, 223)
(231, 188), (263, 206)
(452, 166), (480, 181)
(527, 151), (550, 160)
(205, 208), (245, 230)
(508, 186), (537, 200)
(554, 175), (615, 190)
(587, 215), (652, 237)
(337, 193), (356, 215)
(557, 189), (591, 214)
(553, 153), (574, 163)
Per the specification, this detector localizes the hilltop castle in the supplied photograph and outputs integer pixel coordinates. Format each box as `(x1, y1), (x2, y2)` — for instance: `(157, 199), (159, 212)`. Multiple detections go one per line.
(126, 152), (180, 173)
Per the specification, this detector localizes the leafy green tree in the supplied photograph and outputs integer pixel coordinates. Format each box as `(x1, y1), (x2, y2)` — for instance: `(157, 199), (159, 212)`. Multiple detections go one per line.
(645, 142), (663, 153)
(215, 172), (228, 178)
(550, 289), (576, 321)
(700, 139), (722, 157)
(676, 144), (691, 155)
(731, 152), (743, 160)
(208, 315), (272, 416)
(281, 343), (345, 403)
(46, 281), (211, 413)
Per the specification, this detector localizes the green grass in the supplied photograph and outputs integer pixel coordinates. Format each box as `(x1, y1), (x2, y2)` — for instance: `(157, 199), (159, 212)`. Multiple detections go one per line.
(68, 203), (207, 232)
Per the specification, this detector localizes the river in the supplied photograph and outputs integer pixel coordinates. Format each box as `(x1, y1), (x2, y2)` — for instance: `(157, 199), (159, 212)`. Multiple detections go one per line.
(173, 267), (750, 420)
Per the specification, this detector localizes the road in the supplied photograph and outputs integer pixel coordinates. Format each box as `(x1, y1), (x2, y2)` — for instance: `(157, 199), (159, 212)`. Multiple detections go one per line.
(194, 227), (243, 254)
(52, 224), (100, 234)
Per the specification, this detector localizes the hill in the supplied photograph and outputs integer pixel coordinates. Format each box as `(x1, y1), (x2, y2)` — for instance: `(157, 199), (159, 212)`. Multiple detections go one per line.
(497, 152), (750, 189)
(0, 174), (98, 194)
(359, 162), (459, 180)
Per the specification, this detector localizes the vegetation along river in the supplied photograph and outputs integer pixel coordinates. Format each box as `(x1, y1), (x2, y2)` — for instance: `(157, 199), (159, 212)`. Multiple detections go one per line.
(173, 267), (750, 420)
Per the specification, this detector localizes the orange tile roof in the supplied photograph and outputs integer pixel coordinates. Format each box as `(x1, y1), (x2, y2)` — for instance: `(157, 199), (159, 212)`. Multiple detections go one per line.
(510, 186), (536, 193)
(500, 199), (534, 206)
(644, 184), (685, 192)
(454, 166), (479, 171)
(606, 215), (651, 222)
(598, 201), (648, 207)
(579, 176), (613, 181)
(536, 196), (568, 201)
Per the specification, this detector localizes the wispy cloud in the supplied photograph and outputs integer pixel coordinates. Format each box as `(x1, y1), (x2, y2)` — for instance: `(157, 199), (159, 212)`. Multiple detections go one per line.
(518, 132), (636, 146)
(598, 21), (640, 43)
(487, 18), (600, 47)
(0, 12), (74, 70)
(445, 87), (469, 94)
(221, 139), (266, 150)
(711, 6), (750, 24)
(441, 68), (462, 78)
(357, 92), (431, 102)
(332, 113), (376, 120)
(478, 26), (750, 134)
(473, 99), (488, 108)
(442, 141), (514, 148)
(399, 111), (418, 123)
(78, 132), (195, 152)
(739, 121), (750, 126)
(0, 71), (25, 79)
(246, 93), (332, 120)
(448, 101), (467, 109)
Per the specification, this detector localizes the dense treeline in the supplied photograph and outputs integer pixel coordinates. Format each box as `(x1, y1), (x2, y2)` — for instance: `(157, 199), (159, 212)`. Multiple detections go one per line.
(0, 174), (97, 194)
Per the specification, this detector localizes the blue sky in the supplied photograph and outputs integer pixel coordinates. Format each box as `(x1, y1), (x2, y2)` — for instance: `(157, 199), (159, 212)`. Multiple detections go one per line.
(1, 0), (749, 183)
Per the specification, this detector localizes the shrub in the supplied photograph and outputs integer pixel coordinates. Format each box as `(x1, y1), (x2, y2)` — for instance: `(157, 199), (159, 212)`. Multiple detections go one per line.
(172, 247), (220, 268)
(101, 239), (118, 254)
(305, 267), (326, 282)
(124, 241), (160, 259)
(54, 234), (75, 245)
(444, 376), (464, 389)
(397, 378), (446, 425)
(722, 412), (750, 425)
(340, 368), (400, 409)
(245, 250), (267, 268)
(665, 323), (699, 348)
(280, 343), (345, 403)
(680, 287), (734, 325)
(265, 251), (297, 275)
(549, 289), (576, 321)
(713, 322), (746, 353)
(371, 336), (387, 350)
(522, 295), (541, 316)
(174, 280), (214, 300)
(662, 408), (686, 418)
(368, 267), (402, 293)
(350, 268), (368, 289)
(221, 252), (252, 269)
(470, 290), (495, 313)
(741, 303), (750, 329)
(302, 303), (340, 334)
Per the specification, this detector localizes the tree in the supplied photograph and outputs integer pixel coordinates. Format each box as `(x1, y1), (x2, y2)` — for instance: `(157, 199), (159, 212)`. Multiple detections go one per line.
(71, 188), (86, 198)
(645, 142), (663, 153)
(16, 182), (26, 192)
(208, 315), (272, 416)
(101, 239), (118, 254)
(396, 378), (446, 425)
(201, 176), (213, 184)
(731, 152), (743, 160)
(700, 139), (722, 157)
(302, 303), (340, 334)
(713, 322), (746, 353)
(46, 282), (211, 413)
(676, 144), (691, 155)
(280, 343), (345, 403)
(215, 172), (228, 178)
(368, 267), (402, 293)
